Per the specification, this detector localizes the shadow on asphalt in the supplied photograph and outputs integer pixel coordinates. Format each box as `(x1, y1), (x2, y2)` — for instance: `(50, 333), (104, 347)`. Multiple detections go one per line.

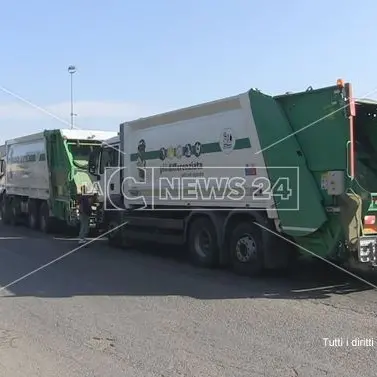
(0, 224), (375, 301)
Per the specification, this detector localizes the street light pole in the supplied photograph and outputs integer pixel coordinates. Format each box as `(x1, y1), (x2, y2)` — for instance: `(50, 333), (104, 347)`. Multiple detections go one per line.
(68, 65), (76, 129)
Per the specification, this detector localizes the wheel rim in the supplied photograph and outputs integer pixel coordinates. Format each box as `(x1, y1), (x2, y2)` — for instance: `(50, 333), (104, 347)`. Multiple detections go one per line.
(235, 233), (257, 263)
(194, 230), (212, 258)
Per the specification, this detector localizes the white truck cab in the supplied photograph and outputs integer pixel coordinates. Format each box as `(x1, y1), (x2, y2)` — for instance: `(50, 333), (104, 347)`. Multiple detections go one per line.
(89, 135), (122, 209)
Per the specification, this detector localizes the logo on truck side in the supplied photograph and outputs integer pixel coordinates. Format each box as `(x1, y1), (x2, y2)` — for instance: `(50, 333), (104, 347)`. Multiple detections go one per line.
(159, 142), (202, 161)
(137, 139), (147, 180)
(219, 128), (235, 154)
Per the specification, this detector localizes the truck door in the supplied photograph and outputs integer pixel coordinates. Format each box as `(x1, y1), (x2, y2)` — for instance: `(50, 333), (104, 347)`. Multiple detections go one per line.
(99, 144), (121, 209)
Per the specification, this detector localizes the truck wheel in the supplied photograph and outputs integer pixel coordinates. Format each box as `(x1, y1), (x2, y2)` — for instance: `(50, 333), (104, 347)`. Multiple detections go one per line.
(40, 203), (53, 233)
(229, 222), (264, 277)
(9, 200), (19, 226)
(28, 201), (39, 230)
(188, 217), (219, 267)
(0, 200), (9, 224)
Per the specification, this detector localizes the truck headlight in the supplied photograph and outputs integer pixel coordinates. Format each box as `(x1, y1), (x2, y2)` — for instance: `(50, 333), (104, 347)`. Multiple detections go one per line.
(360, 239), (372, 248)
(359, 243), (371, 257)
(358, 237), (377, 261)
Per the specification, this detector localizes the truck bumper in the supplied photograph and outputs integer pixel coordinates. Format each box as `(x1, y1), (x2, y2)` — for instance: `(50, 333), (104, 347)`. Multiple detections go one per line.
(358, 235), (377, 265)
(68, 209), (100, 229)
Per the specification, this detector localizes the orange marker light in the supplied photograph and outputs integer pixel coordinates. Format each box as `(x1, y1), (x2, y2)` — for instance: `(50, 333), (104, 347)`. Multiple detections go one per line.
(364, 215), (377, 234)
(337, 79), (344, 88)
(364, 215), (376, 225)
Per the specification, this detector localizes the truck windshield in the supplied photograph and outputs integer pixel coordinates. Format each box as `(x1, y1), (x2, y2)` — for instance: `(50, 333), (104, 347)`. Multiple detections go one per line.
(68, 143), (99, 169)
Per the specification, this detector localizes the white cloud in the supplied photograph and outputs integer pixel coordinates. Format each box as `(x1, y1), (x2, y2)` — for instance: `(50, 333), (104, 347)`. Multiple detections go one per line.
(0, 100), (156, 122)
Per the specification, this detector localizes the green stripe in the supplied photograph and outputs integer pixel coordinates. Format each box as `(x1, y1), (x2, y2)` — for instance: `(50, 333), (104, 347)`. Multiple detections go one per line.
(234, 138), (251, 150)
(130, 137), (251, 162)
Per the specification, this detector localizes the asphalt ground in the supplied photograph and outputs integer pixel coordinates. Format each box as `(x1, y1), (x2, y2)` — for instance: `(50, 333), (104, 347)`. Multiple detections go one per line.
(0, 223), (376, 377)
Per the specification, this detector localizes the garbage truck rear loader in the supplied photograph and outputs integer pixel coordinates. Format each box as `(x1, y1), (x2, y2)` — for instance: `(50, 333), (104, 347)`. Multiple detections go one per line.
(1, 129), (117, 232)
(89, 80), (377, 275)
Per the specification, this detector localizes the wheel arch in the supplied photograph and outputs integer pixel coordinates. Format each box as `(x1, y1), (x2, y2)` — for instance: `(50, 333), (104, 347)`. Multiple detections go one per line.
(184, 210), (226, 250)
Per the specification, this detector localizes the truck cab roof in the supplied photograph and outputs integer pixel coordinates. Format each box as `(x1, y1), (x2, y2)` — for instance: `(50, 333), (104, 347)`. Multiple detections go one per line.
(102, 135), (120, 147)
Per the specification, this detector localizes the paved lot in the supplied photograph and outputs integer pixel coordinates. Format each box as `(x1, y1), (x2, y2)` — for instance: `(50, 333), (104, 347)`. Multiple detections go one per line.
(0, 224), (376, 377)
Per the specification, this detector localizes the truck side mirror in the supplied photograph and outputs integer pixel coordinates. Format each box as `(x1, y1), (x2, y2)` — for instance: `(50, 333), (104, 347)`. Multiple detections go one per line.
(0, 160), (4, 177)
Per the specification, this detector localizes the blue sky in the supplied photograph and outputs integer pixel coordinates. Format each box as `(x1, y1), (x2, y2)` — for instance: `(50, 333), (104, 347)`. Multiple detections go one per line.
(0, 0), (375, 143)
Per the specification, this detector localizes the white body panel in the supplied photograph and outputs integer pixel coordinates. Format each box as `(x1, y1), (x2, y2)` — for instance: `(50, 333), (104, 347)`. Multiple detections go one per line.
(60, 129), (118, 141)
(120, 92), (277, 217)
(104, 135), (120, 145)
(5, 133), (49, 200)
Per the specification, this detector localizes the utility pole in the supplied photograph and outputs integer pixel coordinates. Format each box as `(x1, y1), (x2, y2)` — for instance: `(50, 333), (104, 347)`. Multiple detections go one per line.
(68, 65), (76, 129)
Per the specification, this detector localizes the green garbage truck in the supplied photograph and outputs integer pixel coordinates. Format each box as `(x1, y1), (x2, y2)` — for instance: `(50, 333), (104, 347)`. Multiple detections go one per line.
(0, 128), (116, 232)
(88, 79), (377, 275)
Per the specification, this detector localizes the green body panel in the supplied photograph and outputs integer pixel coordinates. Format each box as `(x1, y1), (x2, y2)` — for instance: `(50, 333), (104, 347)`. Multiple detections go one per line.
(250, 84), (377, 259)
(248, 90), (334, 257)
(44, 130), (101, 225)
(248, 90), (328, 231)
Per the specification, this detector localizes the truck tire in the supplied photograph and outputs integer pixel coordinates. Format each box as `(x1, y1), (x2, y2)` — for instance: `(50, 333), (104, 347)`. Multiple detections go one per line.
(0, 199), (10, 225)
(0, 202), (4, 222)
(28, 201), (39, 230)
(188, 217), (219, 267)
(9, 200), (20, 226)
(39, 203), (53, 233)
(229, 222), (264, 277)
